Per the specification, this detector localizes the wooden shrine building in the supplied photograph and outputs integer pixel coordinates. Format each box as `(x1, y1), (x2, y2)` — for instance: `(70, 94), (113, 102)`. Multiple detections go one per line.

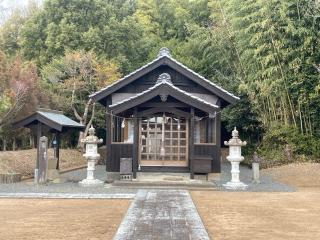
(90, 48), (239, 178)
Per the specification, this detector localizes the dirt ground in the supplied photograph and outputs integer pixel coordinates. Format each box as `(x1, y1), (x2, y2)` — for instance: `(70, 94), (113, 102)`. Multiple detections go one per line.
(0, 149), (86, 177)
(192, 191), (320, 240)
(192, 163), (320, 240)
(0, 199), (130, 240)
(261, 162), (320, 191)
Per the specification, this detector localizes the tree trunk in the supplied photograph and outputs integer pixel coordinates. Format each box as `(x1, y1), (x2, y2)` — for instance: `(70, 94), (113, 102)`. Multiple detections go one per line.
(76, 99), (94, 149)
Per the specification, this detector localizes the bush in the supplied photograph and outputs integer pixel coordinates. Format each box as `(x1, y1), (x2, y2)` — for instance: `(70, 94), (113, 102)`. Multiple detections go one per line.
(257, 123), (320, 168)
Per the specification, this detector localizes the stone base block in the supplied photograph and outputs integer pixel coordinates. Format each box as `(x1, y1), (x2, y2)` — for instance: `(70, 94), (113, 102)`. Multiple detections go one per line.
(223, 181), (248, 190)
(207, 173), (221, 181)
(106, 172), (120, 183)
(79, 178), (104, 187)
(120, 174), (132, 181)
(47, 169), (60, 181)
(34, 169), (38, 183)
(48, 157), (58, 169)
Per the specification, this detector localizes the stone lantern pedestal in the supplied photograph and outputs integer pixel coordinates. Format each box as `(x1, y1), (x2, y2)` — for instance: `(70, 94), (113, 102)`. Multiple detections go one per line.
(223, 127), (248, 190)
(79, 126), (104, 187)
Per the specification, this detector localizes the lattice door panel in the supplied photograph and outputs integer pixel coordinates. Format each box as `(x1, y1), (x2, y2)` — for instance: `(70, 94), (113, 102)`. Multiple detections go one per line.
(140, 115), (188, 167)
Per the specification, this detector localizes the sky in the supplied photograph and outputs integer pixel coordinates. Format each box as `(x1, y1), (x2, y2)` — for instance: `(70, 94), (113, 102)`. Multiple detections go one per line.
(1, 0), (32, 9)
(0, 0), (42, 23)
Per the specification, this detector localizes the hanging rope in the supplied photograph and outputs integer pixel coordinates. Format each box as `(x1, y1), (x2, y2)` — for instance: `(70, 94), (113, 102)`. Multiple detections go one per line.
(104, 109), (222, 121)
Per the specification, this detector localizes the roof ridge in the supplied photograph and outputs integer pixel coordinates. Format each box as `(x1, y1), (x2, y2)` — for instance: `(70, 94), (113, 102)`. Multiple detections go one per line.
(37, 108), (63, 114)
(89, 55), (166, 98)
(166, 55), (239, 100)
(90, 48), (239, 102)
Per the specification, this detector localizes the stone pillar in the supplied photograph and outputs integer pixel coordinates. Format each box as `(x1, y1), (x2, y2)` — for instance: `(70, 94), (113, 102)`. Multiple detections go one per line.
(252, 152), (260, 184)
(79, 126), (104, 187)
(37, 136), (48, 184)
(223, 127), (247, 190)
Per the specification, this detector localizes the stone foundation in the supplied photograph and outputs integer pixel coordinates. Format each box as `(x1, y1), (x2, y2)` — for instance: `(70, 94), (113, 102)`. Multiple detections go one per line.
(106, 172), (120, 183)
(0, 173), (21, 183)
(207, 173), (221, 181)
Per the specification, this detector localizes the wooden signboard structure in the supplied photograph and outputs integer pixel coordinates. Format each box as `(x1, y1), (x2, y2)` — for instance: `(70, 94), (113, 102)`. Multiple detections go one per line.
(13, 108), (84, 183)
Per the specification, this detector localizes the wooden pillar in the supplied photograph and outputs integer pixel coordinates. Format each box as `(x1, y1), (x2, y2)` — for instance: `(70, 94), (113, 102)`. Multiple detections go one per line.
(55, 131), (60, 170)
(189, 108), (195, 179)
(36, 122), (42, 170)
(132, 107), (139, 179)
(214, 111), (221, 172)
(105, 108), (112, 171)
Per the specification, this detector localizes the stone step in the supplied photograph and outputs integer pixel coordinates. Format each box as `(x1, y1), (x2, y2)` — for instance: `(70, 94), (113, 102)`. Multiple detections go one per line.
(136, 172), (191, 181)
(112, 179), (217, 189)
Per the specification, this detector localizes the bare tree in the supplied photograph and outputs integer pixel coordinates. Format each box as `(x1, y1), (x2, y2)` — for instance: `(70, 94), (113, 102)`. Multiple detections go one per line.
(0, 83), (29, 127)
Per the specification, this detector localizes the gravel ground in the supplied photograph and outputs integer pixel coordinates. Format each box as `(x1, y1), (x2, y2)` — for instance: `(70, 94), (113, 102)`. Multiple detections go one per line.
(0, 165), (137, 195)
(215, 163), (295, 192)
(0, 163), (295, 194)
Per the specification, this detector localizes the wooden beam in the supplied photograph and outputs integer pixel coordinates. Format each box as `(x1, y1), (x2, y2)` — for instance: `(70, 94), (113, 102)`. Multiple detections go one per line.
(140, 102), (188, 108)
(137, 107), (191, 118)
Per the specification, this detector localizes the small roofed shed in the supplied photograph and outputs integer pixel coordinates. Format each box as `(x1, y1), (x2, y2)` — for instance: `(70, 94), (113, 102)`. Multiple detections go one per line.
(90, 48), (239, 179)
(13, 108), (84, 170)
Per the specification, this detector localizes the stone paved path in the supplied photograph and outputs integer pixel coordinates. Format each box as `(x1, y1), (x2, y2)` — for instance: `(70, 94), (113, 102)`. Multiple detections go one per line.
(114, 189), (210, 240)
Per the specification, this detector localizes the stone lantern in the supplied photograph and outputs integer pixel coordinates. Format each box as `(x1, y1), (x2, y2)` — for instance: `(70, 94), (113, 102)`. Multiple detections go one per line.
(79, 126), (104, 187)
(223, 127), (247, 190)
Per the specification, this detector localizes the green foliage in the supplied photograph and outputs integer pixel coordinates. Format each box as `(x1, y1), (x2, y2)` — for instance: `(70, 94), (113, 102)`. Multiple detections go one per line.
(19, 0), (153, 73)
(0, 0), (319, 160)
(263, 124), (319, 158)
(222, 96), (264, 143)
(41, 50), (121, 116)
(257, 123), (320, 167)
(0, 95), (11, 115)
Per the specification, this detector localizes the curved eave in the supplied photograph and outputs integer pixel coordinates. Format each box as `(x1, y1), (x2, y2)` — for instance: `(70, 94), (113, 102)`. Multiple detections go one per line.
(109, 82), (219, 115)
(13, 113), (85, 132)
(90, 55), (239, 106)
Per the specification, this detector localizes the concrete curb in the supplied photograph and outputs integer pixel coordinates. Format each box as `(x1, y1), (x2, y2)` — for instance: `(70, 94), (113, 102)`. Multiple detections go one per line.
(0, 192), (135, 199)
(21, 164), (88, 182)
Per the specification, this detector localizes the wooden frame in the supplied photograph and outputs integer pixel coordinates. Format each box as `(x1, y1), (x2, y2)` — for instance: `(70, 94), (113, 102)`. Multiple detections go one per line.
(111, 117), (134, 144)
(138, 115), (189, 167)
(194, 116), (217, 145)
